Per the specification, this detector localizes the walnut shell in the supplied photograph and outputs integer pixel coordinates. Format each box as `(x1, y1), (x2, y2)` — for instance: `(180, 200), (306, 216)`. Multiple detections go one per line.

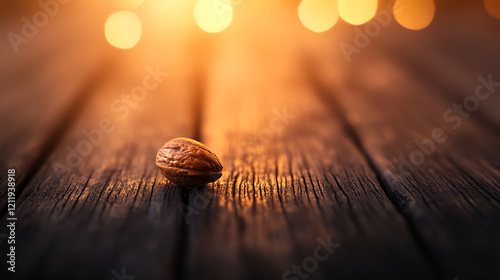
(155, 137), (223, 188)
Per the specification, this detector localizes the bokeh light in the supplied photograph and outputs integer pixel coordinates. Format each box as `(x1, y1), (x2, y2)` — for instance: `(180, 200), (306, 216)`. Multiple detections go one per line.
(485, 0), (500, 19)
(298, 0), (339, 32)
(113, 0), (145, 9)
(394, 0), (435, 30)
(105, 11), (142, 49)
(194, 0), (233, 33)
(338, 0), (377, 25)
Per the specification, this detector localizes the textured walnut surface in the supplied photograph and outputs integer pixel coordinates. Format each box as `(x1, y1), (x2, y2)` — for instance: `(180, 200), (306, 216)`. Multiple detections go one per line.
(156, 137), (223, 187)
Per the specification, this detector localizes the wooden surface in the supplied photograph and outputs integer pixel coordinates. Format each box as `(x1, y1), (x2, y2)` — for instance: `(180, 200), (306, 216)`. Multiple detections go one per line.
(1, 1), (500, 280)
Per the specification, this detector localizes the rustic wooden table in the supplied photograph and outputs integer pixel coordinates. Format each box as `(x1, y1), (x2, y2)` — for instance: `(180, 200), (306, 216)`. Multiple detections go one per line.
(1, 1), (499, 280)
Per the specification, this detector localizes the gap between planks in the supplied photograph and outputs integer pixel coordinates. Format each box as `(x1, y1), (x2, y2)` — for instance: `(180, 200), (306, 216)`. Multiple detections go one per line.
(307, 64), (445, 278)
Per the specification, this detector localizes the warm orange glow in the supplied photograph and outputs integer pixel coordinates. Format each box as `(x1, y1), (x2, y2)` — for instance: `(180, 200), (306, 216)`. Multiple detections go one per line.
(338, 0), (377, 25)
(144, 0), (194, 24)
(298, 0), (338, 32)
(105, 11), (142, 49)
(194, 0), (233, 33)
(394, 0), (435, 30)
(485, 0), (500, 19)
(114, 0), (145, 9)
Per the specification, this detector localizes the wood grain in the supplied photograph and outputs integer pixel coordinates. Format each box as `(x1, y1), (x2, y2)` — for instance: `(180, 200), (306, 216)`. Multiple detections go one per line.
(4, 42), (203, 279)
(0, 3), (109, 210)
(312, 50), (500, 279)
(378, 9), (500, 129)
(181, 30), (437, 279)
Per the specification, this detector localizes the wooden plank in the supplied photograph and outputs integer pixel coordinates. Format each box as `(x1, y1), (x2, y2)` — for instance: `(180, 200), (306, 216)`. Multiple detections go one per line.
(376, 9), (500, 129)
(0, 3), (109, 208)
(182, 29), (437, 279)
(312, 51), (500, 279)
(2, 37), (204, 279)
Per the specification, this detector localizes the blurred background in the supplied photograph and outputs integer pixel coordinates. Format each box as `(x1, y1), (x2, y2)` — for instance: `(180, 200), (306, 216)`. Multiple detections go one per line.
(1, 0), (500, 127)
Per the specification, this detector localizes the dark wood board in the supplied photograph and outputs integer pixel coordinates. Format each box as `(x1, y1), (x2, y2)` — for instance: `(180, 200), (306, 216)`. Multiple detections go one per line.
(1, 41), (204, 279)
(181, 29), (437, 279)
(0, 1), (112, 210)
(312, 50), (500, 279)
(377, 9), (500, 129)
